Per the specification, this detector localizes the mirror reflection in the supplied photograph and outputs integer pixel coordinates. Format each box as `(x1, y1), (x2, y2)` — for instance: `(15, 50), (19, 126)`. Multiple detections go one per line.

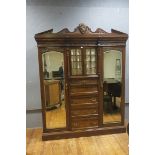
(103, 50), (122, 123)
(42, 51), (66, 128)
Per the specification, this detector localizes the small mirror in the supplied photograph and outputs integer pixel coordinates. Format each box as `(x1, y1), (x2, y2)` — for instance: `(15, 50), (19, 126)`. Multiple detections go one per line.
(103, 50), (122, 123)
(42, 51), (66, 128)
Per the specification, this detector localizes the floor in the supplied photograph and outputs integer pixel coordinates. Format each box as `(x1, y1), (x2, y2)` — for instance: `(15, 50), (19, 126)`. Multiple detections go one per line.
(26, 128), (129, 155)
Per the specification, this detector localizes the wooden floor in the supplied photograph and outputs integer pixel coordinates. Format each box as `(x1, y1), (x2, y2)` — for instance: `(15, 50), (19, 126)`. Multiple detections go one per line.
(26, 128), (129, 155)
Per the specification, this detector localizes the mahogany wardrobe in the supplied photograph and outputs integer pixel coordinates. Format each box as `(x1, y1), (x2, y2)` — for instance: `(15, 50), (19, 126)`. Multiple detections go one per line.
(35, 23), (128, 140)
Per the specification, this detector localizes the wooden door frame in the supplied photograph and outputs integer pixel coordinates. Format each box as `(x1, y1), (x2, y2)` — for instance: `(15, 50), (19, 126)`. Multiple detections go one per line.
(97, 47), (104, 127)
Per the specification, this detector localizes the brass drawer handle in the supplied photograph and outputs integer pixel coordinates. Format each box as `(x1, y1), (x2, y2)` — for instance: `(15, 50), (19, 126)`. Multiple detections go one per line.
(65, 83), (68, 90)
(92, 110), (97, 113)
(90, 98), (96, 102)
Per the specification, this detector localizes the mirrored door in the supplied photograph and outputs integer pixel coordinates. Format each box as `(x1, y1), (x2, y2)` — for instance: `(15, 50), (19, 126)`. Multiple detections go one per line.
(42, 51), (66, 129)
(102, 49), (123, 124)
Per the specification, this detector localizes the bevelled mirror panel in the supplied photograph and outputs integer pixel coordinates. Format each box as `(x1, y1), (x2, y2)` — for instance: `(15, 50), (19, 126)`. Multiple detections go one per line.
(103, 50), (122, 123)
(42, 51), (66, 129)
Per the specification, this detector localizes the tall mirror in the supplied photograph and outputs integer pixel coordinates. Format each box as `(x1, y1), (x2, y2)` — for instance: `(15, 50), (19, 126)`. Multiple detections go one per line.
(103, 50), (122, 123)
(42, 51), (66, 128)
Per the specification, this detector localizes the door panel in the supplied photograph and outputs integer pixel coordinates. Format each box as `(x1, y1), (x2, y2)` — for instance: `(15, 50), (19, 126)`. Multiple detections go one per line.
(100, 48), (123, 124)
(41, 51), (67, 129)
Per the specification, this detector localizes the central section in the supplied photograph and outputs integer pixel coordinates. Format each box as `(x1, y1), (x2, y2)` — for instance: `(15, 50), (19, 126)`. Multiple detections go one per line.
(68, 48), (100, 130)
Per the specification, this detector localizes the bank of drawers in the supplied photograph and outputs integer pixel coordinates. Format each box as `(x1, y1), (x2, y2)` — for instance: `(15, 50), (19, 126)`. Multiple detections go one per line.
(70, 95), (98, 130)
(69, 78), (99, 129)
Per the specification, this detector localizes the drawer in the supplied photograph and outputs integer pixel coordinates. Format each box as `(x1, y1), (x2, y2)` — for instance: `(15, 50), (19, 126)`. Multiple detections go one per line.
(70, 96), (98, 104)
(71, 108), (98, 116)
(70, 86), (97, 93)
(71, 117), (98, 129)
(71, 103), (98, 109)
(70, 79), (98, 86)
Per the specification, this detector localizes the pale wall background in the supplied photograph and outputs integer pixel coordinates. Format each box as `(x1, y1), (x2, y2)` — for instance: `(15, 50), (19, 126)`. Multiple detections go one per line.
(26, 0), (129, 127)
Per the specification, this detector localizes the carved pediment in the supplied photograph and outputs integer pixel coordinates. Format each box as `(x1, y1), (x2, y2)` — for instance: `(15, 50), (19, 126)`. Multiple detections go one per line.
(95, 28), (107, 33)
(35, 23), (128, 40)
(57, 23), (108, 35)
(57, 28), (70, 34)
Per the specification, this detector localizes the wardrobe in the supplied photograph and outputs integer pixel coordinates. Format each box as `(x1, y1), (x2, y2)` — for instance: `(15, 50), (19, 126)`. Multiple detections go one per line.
(35, 23), (128, 140)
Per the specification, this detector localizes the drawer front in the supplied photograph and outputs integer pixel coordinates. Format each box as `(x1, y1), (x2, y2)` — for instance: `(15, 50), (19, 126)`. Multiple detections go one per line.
(71, 103), (98, 109)
(71, 103), (98, 117)
(71, 117), (98, 129)
(70, 96), (98, 104)
(70, 86), (97, 93)
(71, 108), (98, 116)
(70, 79), (98, 85)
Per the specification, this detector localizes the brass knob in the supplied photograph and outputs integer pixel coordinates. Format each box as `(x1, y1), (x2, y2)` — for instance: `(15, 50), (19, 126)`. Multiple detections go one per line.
(65, 83), (68, 90)
(90, 98), (96, 102)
